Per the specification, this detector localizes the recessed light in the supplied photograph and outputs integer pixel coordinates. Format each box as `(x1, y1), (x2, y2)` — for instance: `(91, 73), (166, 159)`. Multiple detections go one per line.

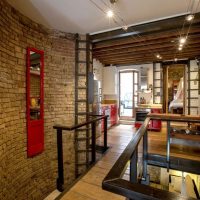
(174, 58), (178, 62)
(107, 10), (114, 18)
(186, 14), (194, 21)
(156, 54), (160, 58)
(179, 37), (186, 44)
(179, 44), (183, 47)
(178, 47), (182, 51)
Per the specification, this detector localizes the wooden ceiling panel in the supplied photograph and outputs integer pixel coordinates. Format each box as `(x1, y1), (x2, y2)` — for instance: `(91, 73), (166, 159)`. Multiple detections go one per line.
(91, 13), (200, 66)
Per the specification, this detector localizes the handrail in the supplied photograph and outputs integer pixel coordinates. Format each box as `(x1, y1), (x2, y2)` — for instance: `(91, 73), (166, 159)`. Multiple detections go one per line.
(53, 114), (107, 131)
(102, 114), (200, 200)
(54, 114), (108, 191)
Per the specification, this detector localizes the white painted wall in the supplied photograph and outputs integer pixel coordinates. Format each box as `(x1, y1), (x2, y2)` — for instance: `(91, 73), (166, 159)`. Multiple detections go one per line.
(93, 58), (103, 83)
(103, 66), (117, 96)
(101, 63), (153, 101)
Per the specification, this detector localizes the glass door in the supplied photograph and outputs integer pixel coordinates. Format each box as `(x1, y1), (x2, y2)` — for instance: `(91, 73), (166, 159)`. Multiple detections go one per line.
(119, 71), (138, 119)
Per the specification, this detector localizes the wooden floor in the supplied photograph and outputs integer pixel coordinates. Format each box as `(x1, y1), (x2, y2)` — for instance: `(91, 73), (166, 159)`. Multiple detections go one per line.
(60, 123), (200, 200)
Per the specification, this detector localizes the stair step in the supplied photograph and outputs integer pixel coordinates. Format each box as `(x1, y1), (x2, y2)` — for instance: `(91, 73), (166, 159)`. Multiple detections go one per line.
(77, 61), (87, 64)
(77, 73), (87, 76)
(76, 162), (88, 166)
(76, 99), (87, 102)
(77, 48), (86, 51)
(76, 137), (92, 141)
(76, 87), (87, 89)
(76, 149), (92, 153)
(76, 112), (88, 115)
(78, 40), (87, 43)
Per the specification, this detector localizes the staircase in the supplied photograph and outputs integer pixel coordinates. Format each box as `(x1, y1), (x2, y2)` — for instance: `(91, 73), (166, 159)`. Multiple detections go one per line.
(74, 34), (93, 177)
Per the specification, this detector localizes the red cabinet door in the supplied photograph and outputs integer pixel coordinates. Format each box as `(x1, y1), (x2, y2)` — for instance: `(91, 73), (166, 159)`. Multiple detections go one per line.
(110, 104), (117, 126)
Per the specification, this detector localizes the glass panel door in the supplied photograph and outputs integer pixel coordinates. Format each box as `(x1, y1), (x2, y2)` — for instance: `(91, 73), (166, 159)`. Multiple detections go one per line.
(119, 71), (139, 118)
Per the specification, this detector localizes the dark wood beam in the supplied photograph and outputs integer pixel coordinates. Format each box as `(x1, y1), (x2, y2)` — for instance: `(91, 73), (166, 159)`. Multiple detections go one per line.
(94, 42), (200, 58)
(93, 26), (200, 49)
(93, 34), (200, 54)
(91, 13), (200, 43)
(101, 53), (200, 65)
(95, 47), (200, 61)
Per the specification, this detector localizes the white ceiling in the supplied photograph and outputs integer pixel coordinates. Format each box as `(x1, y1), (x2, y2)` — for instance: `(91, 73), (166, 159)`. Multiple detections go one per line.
(7, 0), (200, 34)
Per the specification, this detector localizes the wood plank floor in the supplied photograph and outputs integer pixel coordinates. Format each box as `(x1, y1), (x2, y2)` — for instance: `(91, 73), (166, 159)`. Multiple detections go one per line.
(60, 123), (200, 200)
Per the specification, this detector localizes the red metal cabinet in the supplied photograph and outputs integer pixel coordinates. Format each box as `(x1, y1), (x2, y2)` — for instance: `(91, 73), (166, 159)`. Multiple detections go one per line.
(101, 104), (118, 131)
(110, 104), (117, 126)
(148, 109), (162, 131)
(134, 108), (162, 131)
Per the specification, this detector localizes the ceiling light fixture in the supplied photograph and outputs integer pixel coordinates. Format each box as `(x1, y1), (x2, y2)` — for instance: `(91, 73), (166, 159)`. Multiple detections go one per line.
(178, 47), (182, 51)
(107, 10), (114, 18)
(186, 14), (194, 21)
(179, 44), (183, 47)
(174, 58), (178, 62)
(122, 25), (128, 31)
(156, 54), (162, 59)
(156, 54), (160, 58)
(179, 37), (187, 44)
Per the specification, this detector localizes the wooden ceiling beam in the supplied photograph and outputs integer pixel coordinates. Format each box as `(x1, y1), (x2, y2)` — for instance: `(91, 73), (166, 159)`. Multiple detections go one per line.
(90, 13), (200, 43)
(94, 47), (200, 60)
(93, 26), (200, 49)
(93, 41), (200, 57)
(93, 34), (200, 54)
(100, 52), (200, 64)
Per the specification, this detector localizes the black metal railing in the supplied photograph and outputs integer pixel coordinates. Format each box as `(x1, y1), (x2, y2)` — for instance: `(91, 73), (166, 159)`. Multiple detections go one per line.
(102, 114), (200, 200)
(53, 114), (108, 192)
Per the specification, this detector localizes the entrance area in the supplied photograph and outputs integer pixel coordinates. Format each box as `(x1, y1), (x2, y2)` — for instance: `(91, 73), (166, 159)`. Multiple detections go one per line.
(119, 71), (138, 119)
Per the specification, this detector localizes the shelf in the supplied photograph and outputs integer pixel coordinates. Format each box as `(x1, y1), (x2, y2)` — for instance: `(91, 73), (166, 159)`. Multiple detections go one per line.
(30, 106), (40, 111)
(30, 70), (40, 76)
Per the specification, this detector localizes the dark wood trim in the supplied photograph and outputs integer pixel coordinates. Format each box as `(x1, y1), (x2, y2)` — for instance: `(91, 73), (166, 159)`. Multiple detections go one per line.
(147, 154), (200, 175)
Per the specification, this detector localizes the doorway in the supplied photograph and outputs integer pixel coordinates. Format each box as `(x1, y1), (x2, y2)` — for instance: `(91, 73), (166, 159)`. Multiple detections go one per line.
(163, 64), (185, 114)
(119, 70), (139, 119)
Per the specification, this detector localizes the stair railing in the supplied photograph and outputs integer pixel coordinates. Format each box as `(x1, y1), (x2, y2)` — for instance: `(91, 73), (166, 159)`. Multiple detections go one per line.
(103, 114), (200, 200)
(53, 114), (108, 192)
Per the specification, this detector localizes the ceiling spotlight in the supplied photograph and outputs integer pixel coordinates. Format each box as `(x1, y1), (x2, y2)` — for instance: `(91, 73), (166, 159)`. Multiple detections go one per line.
(186, 14), (194, 21)
(179, 37), (186, 44)
(179, 44), (183, 47)
(156, 54), (160, 58)
(174, 58), (178, 62)
(107, 10), (114, 18)
(178, 47), (182, 51)
(122, 25), (128, 31)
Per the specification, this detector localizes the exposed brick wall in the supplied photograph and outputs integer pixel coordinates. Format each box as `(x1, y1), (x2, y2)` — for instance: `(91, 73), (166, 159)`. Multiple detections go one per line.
(0, 0), (79, 199)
